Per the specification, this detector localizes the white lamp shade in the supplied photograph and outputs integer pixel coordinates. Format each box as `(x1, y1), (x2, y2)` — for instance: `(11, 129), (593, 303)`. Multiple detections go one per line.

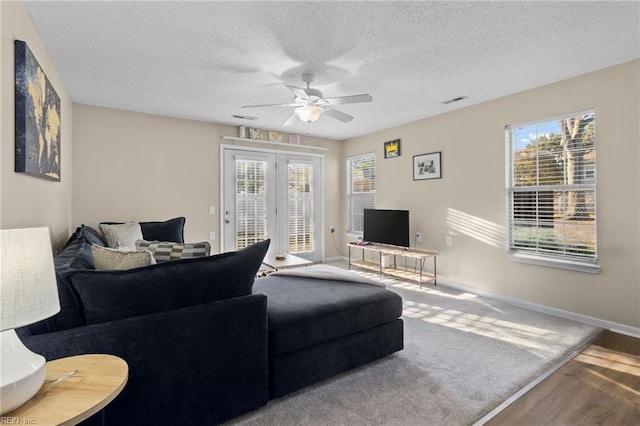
(294, 105), (324, 123)
(0, 227), (60, 331)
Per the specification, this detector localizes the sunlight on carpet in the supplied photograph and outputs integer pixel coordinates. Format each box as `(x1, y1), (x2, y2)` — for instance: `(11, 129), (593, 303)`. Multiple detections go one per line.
(346, 264), (576, 356)
(401, 299), (564, 355)
(226, 262), (601, 426)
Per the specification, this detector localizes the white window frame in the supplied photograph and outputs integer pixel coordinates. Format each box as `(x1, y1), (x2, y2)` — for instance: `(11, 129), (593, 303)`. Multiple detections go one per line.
(287, 161), (314, 254)
(346, 153), (376, 235)
(505, 110), (599, 274)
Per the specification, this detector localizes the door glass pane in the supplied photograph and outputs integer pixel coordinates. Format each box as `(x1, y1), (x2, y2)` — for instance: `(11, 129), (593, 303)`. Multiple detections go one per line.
(288, 163), (313, 253)
(235, 159), (267, 250)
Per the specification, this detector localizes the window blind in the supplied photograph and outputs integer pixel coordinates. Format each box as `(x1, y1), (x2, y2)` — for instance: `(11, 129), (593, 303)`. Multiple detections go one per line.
(235, 159), (267, 250)
(288, 162), (314, 253)
(506, 110), (597, 267)
(347, 153), (376, 234)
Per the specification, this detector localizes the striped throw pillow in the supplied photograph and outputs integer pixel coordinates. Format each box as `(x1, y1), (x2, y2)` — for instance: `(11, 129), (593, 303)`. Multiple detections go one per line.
(135, 240), (211, 262)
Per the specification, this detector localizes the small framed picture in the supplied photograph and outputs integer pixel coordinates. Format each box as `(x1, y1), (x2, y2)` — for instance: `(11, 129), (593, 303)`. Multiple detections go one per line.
(268, 131), (283, 142)
(384, 139), (401, 159)
(413, 152), (442, 180)
(248, 128), (264, 140)
(288, 134), (300, 145)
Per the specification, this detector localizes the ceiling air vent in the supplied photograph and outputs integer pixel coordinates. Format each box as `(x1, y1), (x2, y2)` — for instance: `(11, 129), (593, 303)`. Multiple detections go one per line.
(442, 96), (468, 105)
(231, 114), (258, 120)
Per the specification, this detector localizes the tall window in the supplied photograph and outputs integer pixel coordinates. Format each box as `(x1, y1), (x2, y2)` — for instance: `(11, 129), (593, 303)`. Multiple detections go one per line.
(506, 110), (597, 272)
(288, 162), (313, 253)
(347, 153), (376, 234)
(235, 159), (267, 250)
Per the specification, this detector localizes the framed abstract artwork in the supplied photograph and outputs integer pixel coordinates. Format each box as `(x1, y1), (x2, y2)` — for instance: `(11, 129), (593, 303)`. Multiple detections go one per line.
(15, 40), (61, 181)
(413, 151), (442, 180)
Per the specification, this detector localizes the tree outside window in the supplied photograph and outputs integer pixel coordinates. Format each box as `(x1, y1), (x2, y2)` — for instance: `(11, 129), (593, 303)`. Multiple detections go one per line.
(507, 111), (597, 269)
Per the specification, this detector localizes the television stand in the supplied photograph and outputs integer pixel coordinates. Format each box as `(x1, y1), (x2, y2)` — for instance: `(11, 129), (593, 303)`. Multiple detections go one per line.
(347, 243), (438, 287)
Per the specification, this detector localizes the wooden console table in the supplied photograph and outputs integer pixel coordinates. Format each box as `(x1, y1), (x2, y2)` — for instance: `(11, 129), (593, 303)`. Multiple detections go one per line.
(347, 243), (438, 287)
(4, 354), (128, 426)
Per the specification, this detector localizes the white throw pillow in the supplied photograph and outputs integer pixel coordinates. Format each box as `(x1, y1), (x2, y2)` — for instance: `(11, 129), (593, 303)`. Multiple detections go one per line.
(99, 222), (143, 249)
(91, 245), (156, 270)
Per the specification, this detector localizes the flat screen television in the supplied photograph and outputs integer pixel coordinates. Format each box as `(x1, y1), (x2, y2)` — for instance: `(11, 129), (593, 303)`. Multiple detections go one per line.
(363, 209), (410, 248)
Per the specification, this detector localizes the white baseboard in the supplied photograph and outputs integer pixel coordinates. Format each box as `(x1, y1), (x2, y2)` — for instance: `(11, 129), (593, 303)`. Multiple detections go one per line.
(323, 256), (348, 263)
(437, 279), (640, 339)
(323, 259), (640, 338)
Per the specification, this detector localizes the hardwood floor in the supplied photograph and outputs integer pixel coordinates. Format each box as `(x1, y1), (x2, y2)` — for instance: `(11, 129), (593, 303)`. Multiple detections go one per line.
(485, 330), (640, 425)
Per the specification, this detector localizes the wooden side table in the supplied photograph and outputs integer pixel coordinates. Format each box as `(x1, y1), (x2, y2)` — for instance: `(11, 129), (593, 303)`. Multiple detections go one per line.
(4, 354), (128, 426)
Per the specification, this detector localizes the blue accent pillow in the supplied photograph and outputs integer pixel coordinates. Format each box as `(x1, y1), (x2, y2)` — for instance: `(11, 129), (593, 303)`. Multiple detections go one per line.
(100, 217), (185, 243)
(54, 237), (95, 270)
(69, 239), (270, 325)
(62, 225), (106, 249)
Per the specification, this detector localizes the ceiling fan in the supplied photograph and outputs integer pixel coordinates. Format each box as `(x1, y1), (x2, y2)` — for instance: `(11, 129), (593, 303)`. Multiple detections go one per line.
(242, 73), (372, 125)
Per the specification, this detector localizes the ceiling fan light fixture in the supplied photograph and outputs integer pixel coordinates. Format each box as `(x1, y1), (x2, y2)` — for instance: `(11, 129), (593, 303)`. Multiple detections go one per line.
(294, 105), (324, 123)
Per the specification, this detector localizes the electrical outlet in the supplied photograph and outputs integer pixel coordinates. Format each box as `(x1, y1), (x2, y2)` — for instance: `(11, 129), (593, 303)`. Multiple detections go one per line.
(445, 235), (452, 246)
(330, 225), (335, 233)
(209, 231), (216, 240)
(415, 232), (422, 242)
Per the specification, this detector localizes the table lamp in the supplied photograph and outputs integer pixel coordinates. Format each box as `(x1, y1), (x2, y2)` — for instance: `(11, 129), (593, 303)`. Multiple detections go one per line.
(0, 227), (60, 414)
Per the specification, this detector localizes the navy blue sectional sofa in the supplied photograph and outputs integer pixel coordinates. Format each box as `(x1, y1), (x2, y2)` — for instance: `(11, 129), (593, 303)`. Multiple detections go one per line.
(19, 224), (403, 425)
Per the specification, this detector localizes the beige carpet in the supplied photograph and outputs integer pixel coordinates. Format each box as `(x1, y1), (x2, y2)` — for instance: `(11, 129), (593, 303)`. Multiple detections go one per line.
(225, 268), (600, 426)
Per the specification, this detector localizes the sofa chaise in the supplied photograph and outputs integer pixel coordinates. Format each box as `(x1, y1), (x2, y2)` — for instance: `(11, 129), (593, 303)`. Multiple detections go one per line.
(19, 223), (403, 425)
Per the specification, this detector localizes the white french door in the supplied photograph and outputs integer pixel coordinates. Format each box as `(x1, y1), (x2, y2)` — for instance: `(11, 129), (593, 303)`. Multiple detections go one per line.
(222, 149), (277, 254)
(222, 147), (323, 262)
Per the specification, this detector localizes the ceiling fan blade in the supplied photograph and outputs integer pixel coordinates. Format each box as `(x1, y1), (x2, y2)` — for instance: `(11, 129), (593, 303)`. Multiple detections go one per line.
(242, 102), (297, 109)
(286, 85), (309, 100)
(282, 112), (298, 126)
(323, 107), (354, 123)
(323, 94), (373, 105)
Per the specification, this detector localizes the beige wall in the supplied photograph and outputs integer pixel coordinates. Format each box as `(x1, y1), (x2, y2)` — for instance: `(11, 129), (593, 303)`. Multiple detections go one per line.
(72, 104), (343, 257)
(0, 1), (72, 249)
(343, 60), (640, 329)
(3, 0), (635, 328)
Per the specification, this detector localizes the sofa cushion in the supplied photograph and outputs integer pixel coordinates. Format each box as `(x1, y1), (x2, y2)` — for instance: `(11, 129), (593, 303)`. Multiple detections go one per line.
(91, 245), (156, 270)
(63, 224), (106, 248)
(54, 237), (95, 271)
(34, 225), (106, 334)
(99, 222), (144, 249)
(69, 239), (270, 324)
(135, 239), (211, 262)
(101, 217), (186, 243)
(20, 231), (104, 335)
(138, 217), (186, 243)
(253, 275), (403, 355)
(51, 270), (87, 330)
(19, 237), (95, 336)
(16, 270), (86, 337)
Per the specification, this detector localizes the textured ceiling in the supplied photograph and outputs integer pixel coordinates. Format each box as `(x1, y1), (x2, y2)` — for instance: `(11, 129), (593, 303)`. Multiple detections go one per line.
(23, 1), (640, 140)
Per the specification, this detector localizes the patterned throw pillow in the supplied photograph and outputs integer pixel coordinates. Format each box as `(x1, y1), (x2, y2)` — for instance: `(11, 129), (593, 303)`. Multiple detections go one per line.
(135, 240), (211, 262)
(99, 222), (144, 249)
(91, 245), (156, 270)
